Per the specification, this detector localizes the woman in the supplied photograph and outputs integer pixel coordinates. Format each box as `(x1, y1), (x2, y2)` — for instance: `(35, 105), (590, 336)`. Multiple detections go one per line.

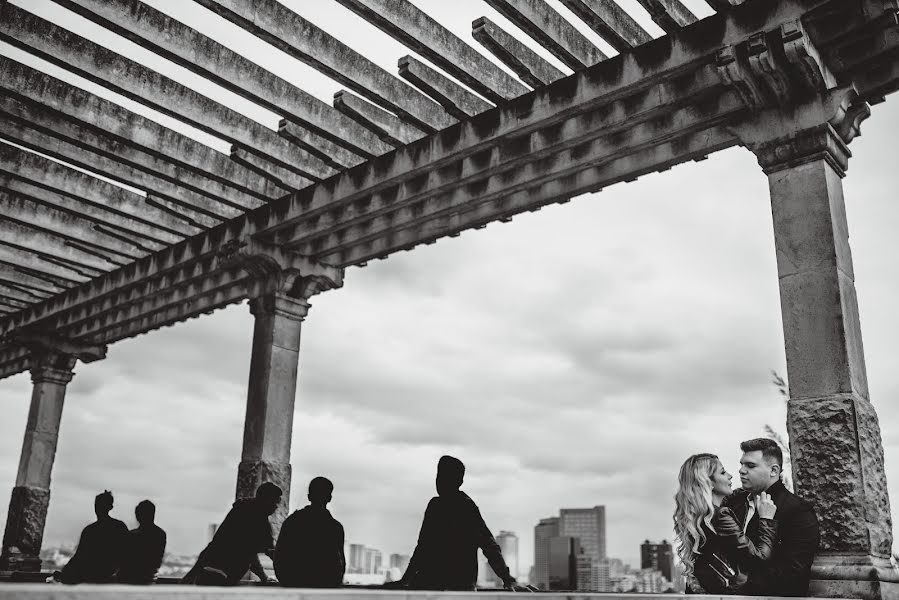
(673, 453), (777, 594)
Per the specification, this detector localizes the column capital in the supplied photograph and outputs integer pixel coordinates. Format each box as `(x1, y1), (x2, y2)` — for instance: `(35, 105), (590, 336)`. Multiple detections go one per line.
(29, 352), (76, 386)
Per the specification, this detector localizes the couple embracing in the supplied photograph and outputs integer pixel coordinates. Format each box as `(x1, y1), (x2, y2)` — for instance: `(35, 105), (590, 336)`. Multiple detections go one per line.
(674, 438), (820, 596)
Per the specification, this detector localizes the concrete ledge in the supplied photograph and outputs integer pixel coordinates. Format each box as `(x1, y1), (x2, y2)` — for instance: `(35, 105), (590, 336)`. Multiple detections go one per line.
(0, 585), (851, 600)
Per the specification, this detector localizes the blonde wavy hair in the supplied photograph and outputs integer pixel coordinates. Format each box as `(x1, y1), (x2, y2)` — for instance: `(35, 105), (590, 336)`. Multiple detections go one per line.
(673, 453), (719, 578)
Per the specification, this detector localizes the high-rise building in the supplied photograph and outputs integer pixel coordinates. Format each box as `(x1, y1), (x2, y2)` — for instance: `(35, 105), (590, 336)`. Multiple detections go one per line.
(559, 506), (606, 562)
(389, 553), (410, 574)
(207, 523), (219, 544)
(534, 517), (559, 590)
(640, 539), (674, 582)
(594, 558), (612, 592)
(497, 531), (518, 581)
(348, 543), (365, 573)
(548, 536), (580, 590)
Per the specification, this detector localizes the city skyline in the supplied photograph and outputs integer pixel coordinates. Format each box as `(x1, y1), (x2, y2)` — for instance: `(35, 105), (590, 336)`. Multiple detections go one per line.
(1, 0), (897, 582)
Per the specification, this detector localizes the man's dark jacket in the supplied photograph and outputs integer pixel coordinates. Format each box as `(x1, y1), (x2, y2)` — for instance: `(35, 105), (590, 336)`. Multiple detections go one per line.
(274, 505), (345, 587)
(403, 490), (513, 590)
(57, 516), (129, 584)
(117, 523), (167, 584)
(722, 480), (819, 596)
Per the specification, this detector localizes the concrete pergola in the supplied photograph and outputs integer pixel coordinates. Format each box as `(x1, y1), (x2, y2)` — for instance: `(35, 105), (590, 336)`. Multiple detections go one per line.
(0, 0), (897, 597)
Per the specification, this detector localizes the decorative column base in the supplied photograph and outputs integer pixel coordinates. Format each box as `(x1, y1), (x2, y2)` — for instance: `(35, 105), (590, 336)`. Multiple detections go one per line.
(0, 486), (50, 572)
(236, 459), (291, 535)
(809, 555), (899, 600)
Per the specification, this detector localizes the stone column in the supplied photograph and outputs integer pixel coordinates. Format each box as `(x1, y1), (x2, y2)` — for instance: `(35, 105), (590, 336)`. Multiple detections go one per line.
(0, 352), (76, 572)
(754, 122), (898, 600)
(236, 291), (310, 535)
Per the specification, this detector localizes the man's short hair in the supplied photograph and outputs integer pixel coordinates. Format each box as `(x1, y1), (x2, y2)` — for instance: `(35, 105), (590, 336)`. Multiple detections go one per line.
(136, 499), (155, 518)
(309, 476), (333, 496)
(741, 437), (784, 468)
(256, 482), (283, 502)
(438, 455), (465, 480)
(95, 490), (114, 511)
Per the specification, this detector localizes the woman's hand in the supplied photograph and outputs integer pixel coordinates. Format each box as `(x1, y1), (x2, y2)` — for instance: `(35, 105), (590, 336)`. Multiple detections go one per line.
(755, 491), (777, 519)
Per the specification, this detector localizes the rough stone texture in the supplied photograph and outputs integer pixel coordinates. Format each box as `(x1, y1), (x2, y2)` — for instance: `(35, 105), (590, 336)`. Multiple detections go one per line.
(855, 397), (894, 558)
(236, 460), (291, 536)
(0, 486), (49, 571)
(789, 395), (869, 552)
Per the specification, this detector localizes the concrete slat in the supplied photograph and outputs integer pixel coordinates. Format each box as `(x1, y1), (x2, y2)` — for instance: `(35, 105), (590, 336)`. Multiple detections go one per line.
(560, 0), (653, 52)
(0, 281), (51, 303)
(0, 220), (118, 273)
(334, 0), (529, 102)
(0, 57), (294, 201)
(193, 0), (455, 132)
(0, 116), (230, 227)
(633, 0), (697, 33)
(0, 3), (338, 183)
(53, 0), (395, 158)
(485, 0), (607, 70)
(0, 142), (197, 241)
(398, 56), (493, 120)
(472, 17), (566, 88)
(0, 262), (67, 295)
(333, 90), (425, 147)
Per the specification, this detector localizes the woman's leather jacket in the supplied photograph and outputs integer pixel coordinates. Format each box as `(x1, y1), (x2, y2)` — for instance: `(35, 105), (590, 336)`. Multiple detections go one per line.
(691, 505), (777, 594)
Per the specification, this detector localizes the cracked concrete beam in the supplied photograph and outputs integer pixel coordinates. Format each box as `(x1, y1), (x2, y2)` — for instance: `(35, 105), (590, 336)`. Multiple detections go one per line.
(560, 0), (653, 52)
(486, 0), (607, 70)
(0, 220), (118, 273)
(633, 0), (697, 33)
(0, 263), (66, 296)
(335, 0), (528, 103)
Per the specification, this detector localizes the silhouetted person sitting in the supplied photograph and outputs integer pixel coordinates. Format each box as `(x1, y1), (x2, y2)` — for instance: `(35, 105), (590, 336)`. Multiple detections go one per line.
(54, 490), (128, 584)
(398, 456), (528, 591)
(181, 482), (281, 586)
(117, 500), (167, 584)
(274, 476), (346, 587)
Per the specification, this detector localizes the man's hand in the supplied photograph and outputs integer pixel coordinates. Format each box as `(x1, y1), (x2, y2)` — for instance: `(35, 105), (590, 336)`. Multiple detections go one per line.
(755, 491), (777, 519)
(504, 580), (537, 592)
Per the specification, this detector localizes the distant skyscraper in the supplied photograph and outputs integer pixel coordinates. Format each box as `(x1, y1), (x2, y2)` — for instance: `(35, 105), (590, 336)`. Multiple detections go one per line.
(534, 517), (560, 590)
(349, 543), (365, 573)
(389, 553), (410, 574)
(559, 506), (606, 561)
(497, 531), (518, 581)
(640, 539), (674, 582)
(548, 536), (580, 590)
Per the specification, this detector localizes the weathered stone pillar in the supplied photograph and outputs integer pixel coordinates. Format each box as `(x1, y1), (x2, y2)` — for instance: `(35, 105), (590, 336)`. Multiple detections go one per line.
(236, 291), (309, 534)
(218, 237), (343, 537)
(0, 352), (75, 572)
(751, 117), (898, 599)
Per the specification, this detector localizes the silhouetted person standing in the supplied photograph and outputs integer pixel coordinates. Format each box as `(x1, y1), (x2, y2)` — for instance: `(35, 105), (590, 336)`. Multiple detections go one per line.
(400, 456), (527, 591)
(118, 500), (167, 584)
(182, 482), (281, 586)
(55, 490), (128, 584)
(274, 476), (345, 587)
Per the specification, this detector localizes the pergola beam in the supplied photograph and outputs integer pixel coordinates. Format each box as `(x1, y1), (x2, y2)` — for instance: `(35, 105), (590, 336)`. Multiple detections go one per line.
(472, 17), (567, 88)
(398, 56), (493, 120)
(333, 90), (426, 147)
(485, 0), (607, 70)
(0, 222), (116, 274)
(0, 58), (310, 198)
(52, 0), (394, 159)
(0, 143), (196, 242)
(560, 0), (654, 52)
(0, 263), (66, 296)
(334, 0), (529, 103)
(0, 3), (335, 183)
(192, 0), (456, 132)
(633, 0), (697, 33)
(1, 113), (237, 226)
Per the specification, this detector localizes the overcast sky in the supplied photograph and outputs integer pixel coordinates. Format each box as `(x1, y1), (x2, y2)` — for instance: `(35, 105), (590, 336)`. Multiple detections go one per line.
(1, 0), (897, 579)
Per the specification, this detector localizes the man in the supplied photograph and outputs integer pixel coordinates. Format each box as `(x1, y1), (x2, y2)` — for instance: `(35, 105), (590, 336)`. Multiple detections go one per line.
(398, 456), (530, 591)
(182, 482), (281, 586)
(274, 476), (345, 587)
(117, 500), (167, 584)
(54, 490), (128, 584)
(722, 438), (819, 596)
